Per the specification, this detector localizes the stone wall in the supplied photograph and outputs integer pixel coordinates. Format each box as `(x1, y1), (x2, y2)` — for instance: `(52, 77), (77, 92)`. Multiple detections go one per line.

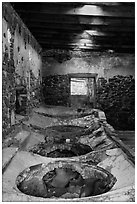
(42, 49), (135, 79)
(2, 3), (42, 137)
(42, 49), (135, 130)
(42, 75), (70, 106)
(96, 76), (135, 130)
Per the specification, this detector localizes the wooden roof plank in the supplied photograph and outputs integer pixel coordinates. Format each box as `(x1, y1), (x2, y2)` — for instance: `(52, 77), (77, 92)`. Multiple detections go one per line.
(20, 14), (134, 27)
(39, 40), (135, 49)
(31, 29), (135, 38)
(27, 22), (134, 32)
(36, 37), (134, 46)
(10, 2), (135, 53)
(15, 4), (134, 18)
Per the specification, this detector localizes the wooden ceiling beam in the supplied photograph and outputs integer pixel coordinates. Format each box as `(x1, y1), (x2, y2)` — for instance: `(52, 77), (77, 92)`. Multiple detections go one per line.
(27, 22), (134, 32)
(31, 29), (134, 38)
(36, 36), (134, 46)
(41, 44), (134, 53)
(19, 13), (134, 26)
(39, 40), (134, 48)
(12, 2), (134, 7)
(34, 33), (134, 41)
(46, 2), (134, 6)
(15, 4), (134, 18)
(10, 2), (135, 53)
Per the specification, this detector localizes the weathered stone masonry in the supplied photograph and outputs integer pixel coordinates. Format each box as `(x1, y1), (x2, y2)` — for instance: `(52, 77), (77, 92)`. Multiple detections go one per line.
(96, 76), (135, 130)
(42, 49), (135, 79)
(42, 50), (135, 130)
(2, 3), (42, 137)
(42, 75), (70, 106)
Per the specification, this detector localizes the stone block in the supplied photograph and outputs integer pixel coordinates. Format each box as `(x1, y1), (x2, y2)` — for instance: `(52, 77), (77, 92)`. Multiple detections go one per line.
(2, 147), (18, 169)
(98, 111), (106, 121)
(14, 131), (30, 145)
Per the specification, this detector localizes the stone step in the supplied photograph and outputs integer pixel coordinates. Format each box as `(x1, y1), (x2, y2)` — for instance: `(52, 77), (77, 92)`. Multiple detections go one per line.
(14, 131), (31, 144)
(2, 130), (31, 174)
(2, 147), (18, 171)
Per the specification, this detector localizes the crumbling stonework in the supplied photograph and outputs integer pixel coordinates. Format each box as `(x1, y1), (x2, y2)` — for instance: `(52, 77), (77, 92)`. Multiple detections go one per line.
(16, 160), (116, 199)
(2, 107), (135, 201)
(96, 75), (135, 130)
(2, 3), (42, 137)
(42, 75), (70, 106)
(42, 50), (134, 126)
(42, 49), (135, 79)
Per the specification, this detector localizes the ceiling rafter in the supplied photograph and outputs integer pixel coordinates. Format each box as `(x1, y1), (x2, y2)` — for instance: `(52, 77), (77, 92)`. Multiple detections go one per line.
(11, 2), (135, 53)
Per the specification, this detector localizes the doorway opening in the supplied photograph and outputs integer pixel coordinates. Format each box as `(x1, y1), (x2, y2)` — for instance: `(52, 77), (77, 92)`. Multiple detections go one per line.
(69, 74), (97, 108)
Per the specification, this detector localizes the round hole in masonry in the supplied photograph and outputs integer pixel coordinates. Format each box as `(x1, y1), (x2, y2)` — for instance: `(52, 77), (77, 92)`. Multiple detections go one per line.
(16, 161), (116, 199)
(47, 149), (77, 158)
(28, 124), (114, 159)
(30, 142), (92, 158)
(44, 125), (92, 144)
(29, 125), (93, 158)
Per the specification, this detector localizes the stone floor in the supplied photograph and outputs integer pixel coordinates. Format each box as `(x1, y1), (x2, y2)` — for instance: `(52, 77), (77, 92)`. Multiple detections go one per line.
(2, 105), (135, 202)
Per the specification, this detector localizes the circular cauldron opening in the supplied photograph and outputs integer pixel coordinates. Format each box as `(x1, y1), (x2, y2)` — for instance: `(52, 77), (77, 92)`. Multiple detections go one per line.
(30, 142), (92, 158)
(16, 162), (116, 199)
(44, 125), (88, 144)
(29, 125), (94, 158)
(47, 149), (77, 158)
